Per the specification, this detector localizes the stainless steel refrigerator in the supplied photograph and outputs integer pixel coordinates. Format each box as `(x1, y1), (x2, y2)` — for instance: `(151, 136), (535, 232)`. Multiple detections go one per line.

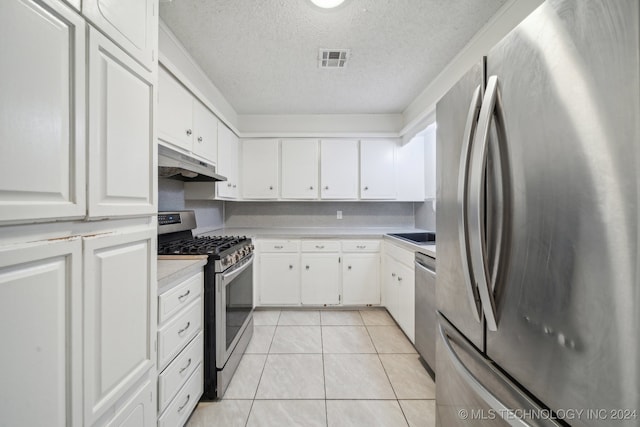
(435, 0), (639, 425)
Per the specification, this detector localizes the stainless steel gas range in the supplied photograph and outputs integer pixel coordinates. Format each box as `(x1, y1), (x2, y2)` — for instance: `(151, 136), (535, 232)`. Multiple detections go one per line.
(158, 211), (254, 399)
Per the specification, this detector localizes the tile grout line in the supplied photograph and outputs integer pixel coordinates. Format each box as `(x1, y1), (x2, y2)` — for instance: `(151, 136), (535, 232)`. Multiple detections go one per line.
(243, 311), (281, 427)
(320, 313), (329, 427)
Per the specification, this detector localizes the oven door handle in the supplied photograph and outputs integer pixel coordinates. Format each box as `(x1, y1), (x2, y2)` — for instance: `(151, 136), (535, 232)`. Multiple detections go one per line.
(220, 254), (254, 287)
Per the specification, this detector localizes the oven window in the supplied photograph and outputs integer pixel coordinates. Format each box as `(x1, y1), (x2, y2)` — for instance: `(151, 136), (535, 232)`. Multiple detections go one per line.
(225, 261), (253, 350)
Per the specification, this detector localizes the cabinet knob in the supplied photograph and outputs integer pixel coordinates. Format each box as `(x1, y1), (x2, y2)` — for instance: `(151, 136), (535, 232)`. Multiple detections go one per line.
(269, 186), (273, 190)
(398, 276), (403, 282)
(186, 129), (192, 136)
(348, 265), (352, 270)
(197, 136), (203, 142)
(309, 186), (314, 190)
(391, 272), (396, 277)
(233, 184), (237, 188)
(364, 186), (369, 191)
(324, 186), (329, 190)
(306, 265), (310, 270)
(228, 183), (232, 187)
(289, 265), (293, 269)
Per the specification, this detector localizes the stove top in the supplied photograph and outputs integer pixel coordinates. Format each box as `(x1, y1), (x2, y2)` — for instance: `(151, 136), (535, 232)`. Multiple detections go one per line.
(158, 236), (249, 256)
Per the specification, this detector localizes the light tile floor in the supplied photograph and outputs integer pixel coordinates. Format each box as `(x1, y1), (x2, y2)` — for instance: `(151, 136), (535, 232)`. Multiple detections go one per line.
(186, 309), (436, 427)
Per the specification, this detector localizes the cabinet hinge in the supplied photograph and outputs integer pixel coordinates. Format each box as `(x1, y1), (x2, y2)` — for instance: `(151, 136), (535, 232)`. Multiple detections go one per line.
(338, 257), (341, 263)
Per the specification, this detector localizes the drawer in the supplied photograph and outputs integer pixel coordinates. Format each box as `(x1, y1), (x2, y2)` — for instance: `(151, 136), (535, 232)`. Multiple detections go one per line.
(342, 240), (381, 252)
(259, 240), (300, 253)
(301, 240), (340, 252)
(158, 272), (203, 324)
(158, 299), (202, 370)
(158, 332), (204, 413)
(158, 363), (203, 427)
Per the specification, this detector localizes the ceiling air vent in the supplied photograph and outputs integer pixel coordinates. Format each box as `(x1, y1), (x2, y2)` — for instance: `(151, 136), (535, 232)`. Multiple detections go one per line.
(318, 49), (350, 68)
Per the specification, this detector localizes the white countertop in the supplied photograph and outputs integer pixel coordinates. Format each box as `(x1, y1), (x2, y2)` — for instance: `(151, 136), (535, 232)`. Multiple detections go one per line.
(198, 227), (436, 258)
(157, 256), (208, 289)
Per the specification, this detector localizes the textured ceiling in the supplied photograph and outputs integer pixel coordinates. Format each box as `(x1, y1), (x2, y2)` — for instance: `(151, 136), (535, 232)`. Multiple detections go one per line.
(159, 0), (507, 115)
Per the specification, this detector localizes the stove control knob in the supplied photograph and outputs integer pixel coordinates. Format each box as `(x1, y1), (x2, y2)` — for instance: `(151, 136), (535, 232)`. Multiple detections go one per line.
(234, 252), (241, 261)
(225, 255), (233, 265)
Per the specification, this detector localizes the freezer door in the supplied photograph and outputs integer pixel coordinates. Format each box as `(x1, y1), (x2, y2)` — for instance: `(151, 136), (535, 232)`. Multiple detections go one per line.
(484, 0), (640, 424)
(436, 313), (562, 427)
(435, 62), (484, 350)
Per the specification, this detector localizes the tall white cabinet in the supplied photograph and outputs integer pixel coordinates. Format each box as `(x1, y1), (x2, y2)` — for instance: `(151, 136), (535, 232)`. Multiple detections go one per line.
(0, 1), (158, 426)
(0, 0), (86, 224)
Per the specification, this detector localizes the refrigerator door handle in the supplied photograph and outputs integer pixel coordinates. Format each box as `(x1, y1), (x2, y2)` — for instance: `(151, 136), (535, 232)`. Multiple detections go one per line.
(457, 84), (483, 322)
(468, 75), (500, 331)
(438, 323), (528, 427)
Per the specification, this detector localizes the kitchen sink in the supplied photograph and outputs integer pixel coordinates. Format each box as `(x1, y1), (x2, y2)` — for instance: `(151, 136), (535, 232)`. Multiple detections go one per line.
(388, 232), (436, 244)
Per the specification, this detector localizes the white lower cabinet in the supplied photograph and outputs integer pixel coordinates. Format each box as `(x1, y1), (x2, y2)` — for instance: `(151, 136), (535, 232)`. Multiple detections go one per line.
(301, 253), (340, 305)
(342, 253), (380, 305)
(157, 268), (204, 424)
(383, 242), (415, 342)
(258, 253), (301, 305)
(83, 227), (157, 426)
(106, 379), (155, 427)
(0, 238), (82, 427)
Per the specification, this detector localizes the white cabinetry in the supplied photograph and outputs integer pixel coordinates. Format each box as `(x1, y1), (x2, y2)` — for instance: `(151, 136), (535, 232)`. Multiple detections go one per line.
(82, 0), (158, 71)
(300, 241), (340, 306)
(281, 140), (319, 200)
(396, 136), (425, 201)
(258, 240), (300, 305)
(0, 0), (86, 224)
(88, 27), (156, 218)
(216, 124), (240, 199)
(83, 228), (156, 426)
(106, 380), (155, 427)
(423, 124), (437, 200)
(360, 140), (397, 199)
(342, 240), (381, 305)
(0, 238), (82, 427)
(157, 268), (204, 422)
(158, 67), (218, 165)
(242, 139), (279, 199)
(383, 241), (415, 342)
(320, 140), (359, 200)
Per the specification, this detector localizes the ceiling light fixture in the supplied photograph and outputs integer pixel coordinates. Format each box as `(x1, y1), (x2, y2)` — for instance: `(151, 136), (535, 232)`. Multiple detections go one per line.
(310, 0), (345, 9)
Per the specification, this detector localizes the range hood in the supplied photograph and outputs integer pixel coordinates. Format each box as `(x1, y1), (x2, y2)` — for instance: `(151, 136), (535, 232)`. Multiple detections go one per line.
(158, 144), (227, 182)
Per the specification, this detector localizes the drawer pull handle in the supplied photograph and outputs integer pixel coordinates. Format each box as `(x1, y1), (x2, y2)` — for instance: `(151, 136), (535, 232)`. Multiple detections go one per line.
(179, 358), (192, 374)
(274, 245), (283, 249)
(178, 394), (191, 413)
(315, 245), (324, 249)
(178, 290), (191, 302)
(178, 322), (191, 336)
(356, 245), (366, 249)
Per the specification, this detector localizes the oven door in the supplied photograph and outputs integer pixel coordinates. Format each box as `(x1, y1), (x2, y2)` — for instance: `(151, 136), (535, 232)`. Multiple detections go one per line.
(215, 254), (254, 369)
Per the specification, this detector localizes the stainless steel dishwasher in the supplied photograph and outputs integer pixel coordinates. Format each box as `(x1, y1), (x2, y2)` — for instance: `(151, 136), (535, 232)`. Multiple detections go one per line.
(415, 251), (436, 376)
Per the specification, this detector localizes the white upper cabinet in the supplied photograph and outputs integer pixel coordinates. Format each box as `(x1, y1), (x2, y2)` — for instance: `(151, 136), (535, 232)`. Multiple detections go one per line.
(0, 0), (86, 224)
(82, 0), (158, 71)
(83, 227), (156, 425)
(0, 238), (82, 427)
(320, 140), (359, 200)
(396, 135), (425, 201)
(158, 67), (219, 165)
(360, 139), (397, 199)
(215, 124), (239, 199)
(158, 68), (193, 152)
(423, 124), (437, 200)
(281, 140), (319, 200)
(88, 28), (156, 218)
(242, 139), (279, 199)
(192, 100), (218, 164)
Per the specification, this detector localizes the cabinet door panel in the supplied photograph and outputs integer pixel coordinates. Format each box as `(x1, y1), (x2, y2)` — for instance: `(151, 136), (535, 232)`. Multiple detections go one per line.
(242, 139), (279, 199)
(215, 124), (239, 199)
(106, 379), (155, 427)
(82, 0), (157, 71)
(396, 135), (425, 201)
(343, 254), (380, 305)
(0, 0), (86, 223)
(396, 262), (415, 342)
(259, 253), (300, 305)
(301, 254), (340, 305)
(0, 238), (82, 427)
(88, 28), (155, 218)
(158, 67), (193, 151)
(360, 140), (396, 199)
(320, 140), (358, 199)
(83, 228), (156, 424)
(281, 140), (318, 199)
(192, 101), (218, 164)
